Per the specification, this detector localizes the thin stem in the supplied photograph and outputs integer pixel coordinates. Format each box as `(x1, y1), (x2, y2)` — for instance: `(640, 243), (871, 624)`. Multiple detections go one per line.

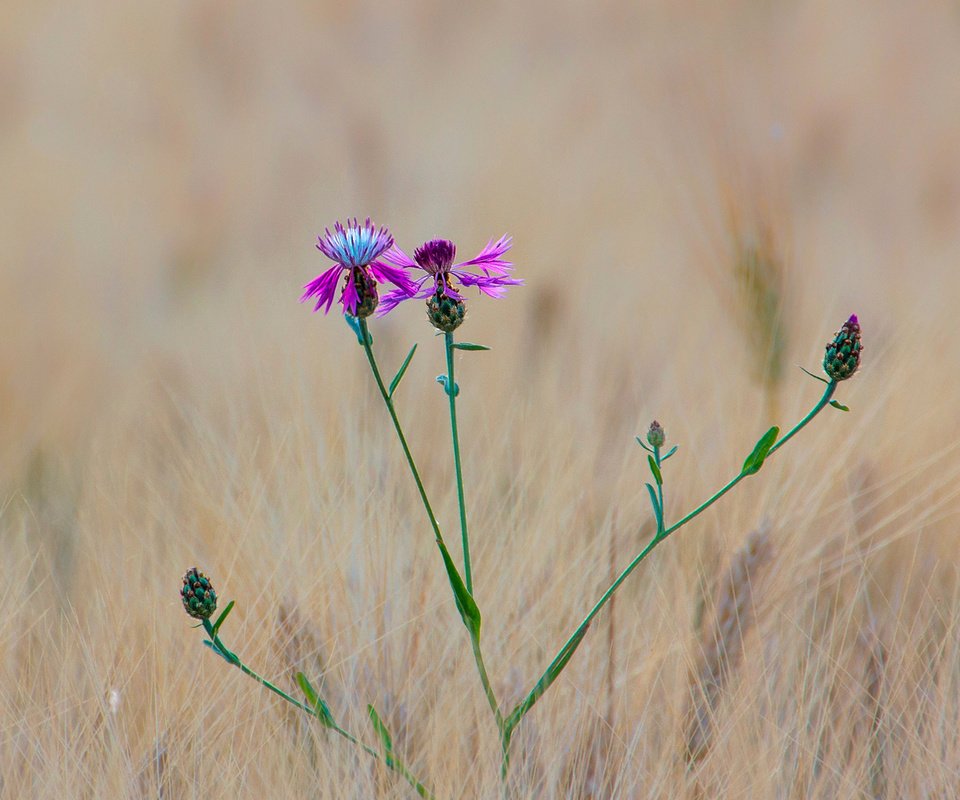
(444, 331), (473, 594)
(655, 445), (665, 529)
(202, 621), (434, 798)
(471, 635), (505, 731)
(358, 319), (504, 757)
(503, 381), (838, 739)
(358, 319), (445, 547)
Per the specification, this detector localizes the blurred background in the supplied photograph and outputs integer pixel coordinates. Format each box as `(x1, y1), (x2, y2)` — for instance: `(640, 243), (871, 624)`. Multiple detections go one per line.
(2, 1), (959, 797)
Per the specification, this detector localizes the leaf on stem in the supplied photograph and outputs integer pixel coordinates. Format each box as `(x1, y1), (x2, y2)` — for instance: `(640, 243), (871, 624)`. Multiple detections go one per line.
(661, 444), (679, 461)
(368, 705), (396, 768)
(798, 365), (829, 384)
(648, 455), (663, 486)
(829, 400), (850, 412)
(296, 672), (336, 728)
(741, 426), (780, 476)
(645, 482), (664, 533)
(202, 639), (235, 664)
(436, 539), (481, 640)
(210, 600), (235, 639)
(504, 624), (591, 734)
(388, 344), (418, 398)
(435, 375), (460, 397)
(344, 314), (370, 346)
(635, 436), (654, 454)
(451, 342), (490, 351)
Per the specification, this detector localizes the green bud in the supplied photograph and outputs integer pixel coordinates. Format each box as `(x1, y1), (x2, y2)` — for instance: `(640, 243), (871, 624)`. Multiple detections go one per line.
(181, 567), (218, 620)
(426, 292), (466, 332)
(647, 420), (666, 449)
(823, 314), (862, 381)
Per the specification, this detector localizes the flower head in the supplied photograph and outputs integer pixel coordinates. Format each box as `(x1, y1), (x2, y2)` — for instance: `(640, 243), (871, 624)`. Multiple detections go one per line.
(646, 420), (666, 449)
(181, 567), (218, 620)
(823, 313), (862, 381)
(300, 218), (414, 317)
(377, 235), (522, 317)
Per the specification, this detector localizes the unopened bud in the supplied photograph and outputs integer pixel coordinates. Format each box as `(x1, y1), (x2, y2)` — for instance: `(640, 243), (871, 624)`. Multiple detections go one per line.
(647, 420), (666, 449)
(181, 567), (218, 620)
(823, 314), (862, 381)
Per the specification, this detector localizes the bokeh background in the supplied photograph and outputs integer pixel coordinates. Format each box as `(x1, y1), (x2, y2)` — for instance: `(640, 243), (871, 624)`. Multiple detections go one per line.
(2, 2), (959, 798)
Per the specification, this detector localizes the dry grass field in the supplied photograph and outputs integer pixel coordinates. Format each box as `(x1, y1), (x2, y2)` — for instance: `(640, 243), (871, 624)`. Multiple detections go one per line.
(2, 2), (960, 797)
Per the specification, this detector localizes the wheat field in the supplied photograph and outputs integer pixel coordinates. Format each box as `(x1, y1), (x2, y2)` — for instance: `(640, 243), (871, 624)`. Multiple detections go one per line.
(2, 2), (960, 798)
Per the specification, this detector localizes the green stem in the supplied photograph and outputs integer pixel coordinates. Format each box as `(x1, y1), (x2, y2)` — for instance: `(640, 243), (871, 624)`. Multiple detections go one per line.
(655, 445), (665, 529)
(358, 319), (445, 547)
(201, 620), (434, 799)
(502, 381), (838, 744)
(444, 331), (473, 594)
(358, 319), (504, 751)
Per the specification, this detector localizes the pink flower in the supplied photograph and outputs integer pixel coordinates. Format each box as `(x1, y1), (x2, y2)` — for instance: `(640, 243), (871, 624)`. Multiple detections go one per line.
(377, 236), (522, 316)
(300, 218), (414, 316)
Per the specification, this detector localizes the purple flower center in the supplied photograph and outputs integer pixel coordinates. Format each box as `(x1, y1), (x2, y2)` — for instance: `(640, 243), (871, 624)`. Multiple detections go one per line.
(413, 239), (457, 275)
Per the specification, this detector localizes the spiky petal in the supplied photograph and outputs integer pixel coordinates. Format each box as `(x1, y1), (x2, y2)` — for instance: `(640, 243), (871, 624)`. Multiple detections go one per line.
(301, 218), (413, 316)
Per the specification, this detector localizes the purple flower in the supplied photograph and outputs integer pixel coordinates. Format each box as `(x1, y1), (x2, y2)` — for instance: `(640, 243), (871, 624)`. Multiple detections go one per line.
(300, 218), (414, 316)
(377, 235), (522, 316)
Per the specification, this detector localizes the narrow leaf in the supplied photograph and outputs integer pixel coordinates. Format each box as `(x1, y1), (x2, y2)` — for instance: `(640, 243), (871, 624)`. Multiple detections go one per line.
(661, 444), (679, 461)
(798, 365), (829, 384)
(210, 600), (235, 639)
(645, 482), (663, 533)
(202, 640), (233, 664)
(344, 314), (369, 346)
(741, 425), (780, 476)
(388, 344), (417, 398)
(505, 624), (591, 734)
(451, 342), (490, 351)
(829, 400), (850, 412)
(436, 539), (481, 640)
(296, 672), (335, 726)
(368, 705), (396, 768)
(635, 436), (654, 454)
(647, 454), (663, 486)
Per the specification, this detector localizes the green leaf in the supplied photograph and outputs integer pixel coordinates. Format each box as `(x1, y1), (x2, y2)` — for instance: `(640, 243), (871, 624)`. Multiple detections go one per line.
(645, 482), (663, 533)
(368, 705), (396, 768)
(435, 375), (460, 397)
(829, 400), (850, 412)
(344, 314), (369, 346)
(741, 426), (780, 476)
(504, 624), (590, 735)
(210, 600), (235, 639)
(635, 436), (654, 453)
(798, 365), (829, 384)
(661, 444), (679, 461)
(451, 342), (490, 351)
(202, 639), (236, 665)
(296, 672), (336, 727)
(647, 454), (663, 486)
(436, 539), (481, 640)
(388, 344), (417, 398)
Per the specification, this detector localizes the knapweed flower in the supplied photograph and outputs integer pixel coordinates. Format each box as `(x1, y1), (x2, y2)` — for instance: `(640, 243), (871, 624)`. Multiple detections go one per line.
(300, 218), (414, 318)
(377, 236), (522, 328)
(823, 314), (862, 381)
(647, 420), (666, 449)
(181, 567), (218, 620)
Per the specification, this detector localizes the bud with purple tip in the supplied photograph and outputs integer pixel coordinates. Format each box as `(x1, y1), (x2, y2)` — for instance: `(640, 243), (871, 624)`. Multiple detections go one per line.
(823, 314), (862, 381)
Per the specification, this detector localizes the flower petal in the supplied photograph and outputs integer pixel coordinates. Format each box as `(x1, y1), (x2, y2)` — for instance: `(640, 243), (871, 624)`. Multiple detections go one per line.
(301, 264), (344, 314)
(454, 235), (513, 274)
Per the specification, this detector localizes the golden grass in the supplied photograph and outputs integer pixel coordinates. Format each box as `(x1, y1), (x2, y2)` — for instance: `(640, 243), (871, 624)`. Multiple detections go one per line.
(3, 2), (960, 797)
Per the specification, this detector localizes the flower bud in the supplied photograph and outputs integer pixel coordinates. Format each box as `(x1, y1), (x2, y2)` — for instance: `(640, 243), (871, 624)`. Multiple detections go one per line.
(647, 420), (666, 449)
(426, 291), (466, 332)
(181, 567), (218, 620)
(823, 314), (862, 381)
